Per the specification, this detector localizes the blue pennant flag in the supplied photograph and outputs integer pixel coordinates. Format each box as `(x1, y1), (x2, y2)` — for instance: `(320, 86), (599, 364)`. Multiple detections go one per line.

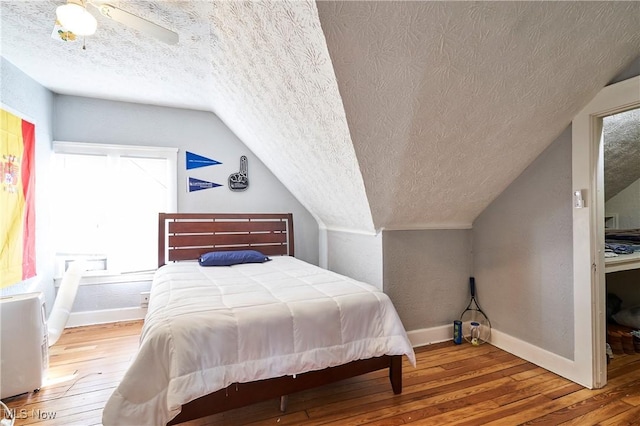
(186, 151), (222, 170)
(188, 177), (222, 192)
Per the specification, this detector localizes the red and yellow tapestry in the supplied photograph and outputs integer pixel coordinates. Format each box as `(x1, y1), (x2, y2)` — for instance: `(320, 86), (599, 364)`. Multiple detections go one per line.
(1, 108), (36, 288)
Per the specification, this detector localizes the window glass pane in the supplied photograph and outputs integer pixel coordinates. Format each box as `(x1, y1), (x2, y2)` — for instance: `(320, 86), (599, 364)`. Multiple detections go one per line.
(52, 154), (109, 256)
(52, 150), (171, 274)
(113, 156), (169, 272)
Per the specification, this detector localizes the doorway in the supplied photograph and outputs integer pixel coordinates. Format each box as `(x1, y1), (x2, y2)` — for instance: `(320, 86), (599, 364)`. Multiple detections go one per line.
(602, 108), (640, 366)
(572, 75), (640, 388)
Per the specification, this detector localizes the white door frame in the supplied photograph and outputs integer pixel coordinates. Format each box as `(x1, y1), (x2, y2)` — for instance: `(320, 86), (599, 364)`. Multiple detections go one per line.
(571, 75), (640, 388)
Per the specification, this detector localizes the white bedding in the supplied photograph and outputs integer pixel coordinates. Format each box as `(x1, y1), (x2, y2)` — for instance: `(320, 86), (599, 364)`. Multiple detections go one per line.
(102, 256), (415, 425)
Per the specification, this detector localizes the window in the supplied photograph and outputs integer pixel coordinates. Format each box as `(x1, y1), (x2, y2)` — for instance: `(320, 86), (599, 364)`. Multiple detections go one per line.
(51, 142), (177, 278)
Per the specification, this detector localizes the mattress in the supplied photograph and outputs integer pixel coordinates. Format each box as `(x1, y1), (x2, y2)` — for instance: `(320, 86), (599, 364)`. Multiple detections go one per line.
(102, 256), (415, 425)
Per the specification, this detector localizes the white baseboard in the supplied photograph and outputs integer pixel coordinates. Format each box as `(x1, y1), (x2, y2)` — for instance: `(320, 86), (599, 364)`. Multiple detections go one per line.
(407, 324), (453, 347)
(483, 328), (587, 388)
(66, 307), (147, 328)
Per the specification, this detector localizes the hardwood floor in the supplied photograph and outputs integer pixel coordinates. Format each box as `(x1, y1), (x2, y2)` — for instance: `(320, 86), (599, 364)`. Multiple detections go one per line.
(2, 321), (639, 425)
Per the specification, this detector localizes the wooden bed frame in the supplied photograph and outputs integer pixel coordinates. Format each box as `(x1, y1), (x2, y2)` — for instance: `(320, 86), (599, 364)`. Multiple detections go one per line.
(157, 213), (404, 425)
(158, 212), (295, 267)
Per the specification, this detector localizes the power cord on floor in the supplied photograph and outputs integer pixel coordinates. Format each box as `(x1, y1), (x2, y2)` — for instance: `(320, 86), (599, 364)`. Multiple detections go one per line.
(58, 371), (103, 399)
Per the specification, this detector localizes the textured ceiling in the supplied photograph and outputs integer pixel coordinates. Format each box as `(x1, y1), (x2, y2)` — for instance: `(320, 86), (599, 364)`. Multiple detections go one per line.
(604, 108), (640, 202)
(0, 0), (374, 232)
(317, 1), (640, 229)
(1, 1), (640, 234)
(1, 1), (215, 110)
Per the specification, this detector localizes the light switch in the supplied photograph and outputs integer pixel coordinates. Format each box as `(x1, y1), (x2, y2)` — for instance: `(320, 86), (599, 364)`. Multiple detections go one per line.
(574, 190), (585, 208)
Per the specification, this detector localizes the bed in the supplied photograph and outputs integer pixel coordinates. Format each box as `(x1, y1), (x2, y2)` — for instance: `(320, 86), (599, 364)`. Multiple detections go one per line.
(605, 228), (640, 273)
(102, 213), (415, 425)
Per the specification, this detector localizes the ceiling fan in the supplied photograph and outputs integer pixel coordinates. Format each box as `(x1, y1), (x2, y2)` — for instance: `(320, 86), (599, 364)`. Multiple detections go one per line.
(53, 0), (178, 45)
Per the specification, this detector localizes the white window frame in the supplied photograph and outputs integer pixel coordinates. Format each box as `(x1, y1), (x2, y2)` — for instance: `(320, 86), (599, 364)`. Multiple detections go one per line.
(52, 141), (178, 285)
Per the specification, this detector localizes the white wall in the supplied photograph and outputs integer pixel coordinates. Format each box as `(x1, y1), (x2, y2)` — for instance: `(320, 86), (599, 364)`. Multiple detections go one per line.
(322, 229), (383, 289)
(605, 177), (640, 228)
(0, 58), (56, 313)
(473, 128), (574, 359)
(52, 95), (319, 313)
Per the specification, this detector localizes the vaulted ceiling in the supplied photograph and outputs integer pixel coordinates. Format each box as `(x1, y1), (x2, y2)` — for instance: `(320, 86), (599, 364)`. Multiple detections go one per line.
(2, 1), (639, 233)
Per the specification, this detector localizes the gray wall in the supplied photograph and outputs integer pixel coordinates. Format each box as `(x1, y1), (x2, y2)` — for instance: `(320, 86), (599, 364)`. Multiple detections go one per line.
(324, 56), (640, 353)
(473, 128), (574, 359)
(52, 95), (319, 312)
(467, 57), (640, 360)
(383, 229), (473, 331)
(5, 50), (638, 358)
(0, 58), (56, 313)
(0, 64), (319, 314)
(54, 95), (319, 265)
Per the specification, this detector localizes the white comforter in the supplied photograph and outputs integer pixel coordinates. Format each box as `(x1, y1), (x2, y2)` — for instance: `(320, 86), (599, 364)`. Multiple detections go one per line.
(103, 256), (415, 425)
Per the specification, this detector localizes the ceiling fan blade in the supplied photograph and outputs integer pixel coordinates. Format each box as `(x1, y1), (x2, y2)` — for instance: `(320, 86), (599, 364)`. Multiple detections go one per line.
(96, 3), (178, 45)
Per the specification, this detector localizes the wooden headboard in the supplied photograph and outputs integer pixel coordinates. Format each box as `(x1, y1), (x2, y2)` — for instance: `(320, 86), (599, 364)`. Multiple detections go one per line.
(158, 213), (294, 267)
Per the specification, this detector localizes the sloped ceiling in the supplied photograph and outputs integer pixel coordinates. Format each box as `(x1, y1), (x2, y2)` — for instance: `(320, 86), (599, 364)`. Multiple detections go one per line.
(0, 0), (374, 232)
(2, 1), (640, 234)
(316, 1), (640, 229)
(604, 108), (640, 202)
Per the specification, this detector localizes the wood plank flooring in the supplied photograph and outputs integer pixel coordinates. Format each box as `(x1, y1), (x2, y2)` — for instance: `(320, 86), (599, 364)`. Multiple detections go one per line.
(2, 321), (639, 425)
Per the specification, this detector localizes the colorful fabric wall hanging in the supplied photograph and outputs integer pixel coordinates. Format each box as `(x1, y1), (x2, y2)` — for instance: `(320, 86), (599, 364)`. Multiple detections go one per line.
(1, 108), (36, 288)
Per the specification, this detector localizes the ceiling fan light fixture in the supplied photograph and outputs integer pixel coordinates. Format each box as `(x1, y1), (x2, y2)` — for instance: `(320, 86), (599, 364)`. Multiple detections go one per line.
(56, 0), (97, 36)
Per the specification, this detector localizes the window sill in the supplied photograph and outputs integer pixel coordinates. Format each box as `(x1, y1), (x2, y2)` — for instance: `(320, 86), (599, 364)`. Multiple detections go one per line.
(54, 270), (156, 287)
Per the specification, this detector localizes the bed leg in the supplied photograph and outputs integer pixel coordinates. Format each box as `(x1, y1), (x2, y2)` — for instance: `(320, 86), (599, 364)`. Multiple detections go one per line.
(279, 395), (288, 412)
(389, 355), (402, 394)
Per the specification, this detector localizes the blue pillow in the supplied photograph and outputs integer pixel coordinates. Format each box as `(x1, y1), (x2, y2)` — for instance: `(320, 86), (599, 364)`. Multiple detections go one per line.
(198, 250), (271, 266)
